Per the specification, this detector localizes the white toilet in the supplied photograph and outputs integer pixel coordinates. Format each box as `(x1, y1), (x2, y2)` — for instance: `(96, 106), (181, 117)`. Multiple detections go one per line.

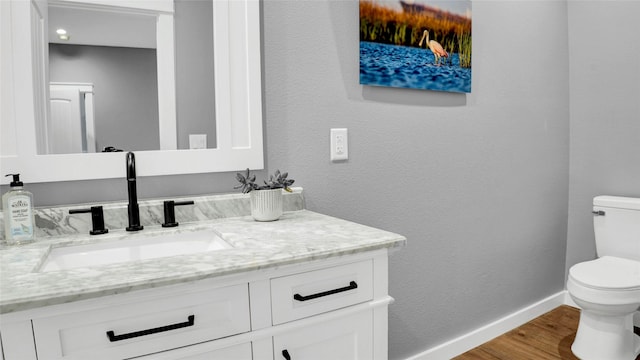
(567, 196), (640, 360)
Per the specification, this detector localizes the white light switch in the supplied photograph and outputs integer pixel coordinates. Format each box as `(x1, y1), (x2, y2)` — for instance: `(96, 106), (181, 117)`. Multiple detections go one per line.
(330, 128), (348, 161)
(189, 134), (207, 149)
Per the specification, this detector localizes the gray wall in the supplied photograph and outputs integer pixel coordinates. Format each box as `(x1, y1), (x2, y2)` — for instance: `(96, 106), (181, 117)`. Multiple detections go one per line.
(4, 1), (640, 359)
(49, 44), (160, 152)
(263, 1), (569, 358)
(565, 2), (640, 276)
(175, 0), (216, 149)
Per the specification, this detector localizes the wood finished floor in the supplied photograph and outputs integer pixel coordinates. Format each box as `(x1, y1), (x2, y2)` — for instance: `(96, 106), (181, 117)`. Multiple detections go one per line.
(453, 305), (640, 360)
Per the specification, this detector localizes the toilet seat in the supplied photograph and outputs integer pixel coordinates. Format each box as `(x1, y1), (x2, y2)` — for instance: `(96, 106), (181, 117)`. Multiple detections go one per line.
(570, 256), (640, 290)
(568, 256), (640, 306)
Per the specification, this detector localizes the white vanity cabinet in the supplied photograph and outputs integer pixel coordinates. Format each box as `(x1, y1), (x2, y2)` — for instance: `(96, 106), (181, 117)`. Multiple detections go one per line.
(0, 250), (392, 360)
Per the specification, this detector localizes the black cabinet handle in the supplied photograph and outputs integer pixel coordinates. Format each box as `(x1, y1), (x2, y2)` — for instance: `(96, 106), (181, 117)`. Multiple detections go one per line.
(293, 281), (358, 302)
(106, 315), (195, 342)
(282, 349), (291, 360)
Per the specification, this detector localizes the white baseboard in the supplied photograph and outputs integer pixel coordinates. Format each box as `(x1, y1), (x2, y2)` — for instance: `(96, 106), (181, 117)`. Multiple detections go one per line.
(405, 290), (568, 360)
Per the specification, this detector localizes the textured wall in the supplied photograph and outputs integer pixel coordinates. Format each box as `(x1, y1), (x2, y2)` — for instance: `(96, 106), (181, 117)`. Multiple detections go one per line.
(565, 1), (640, 276)
(262, 1), (569, 358)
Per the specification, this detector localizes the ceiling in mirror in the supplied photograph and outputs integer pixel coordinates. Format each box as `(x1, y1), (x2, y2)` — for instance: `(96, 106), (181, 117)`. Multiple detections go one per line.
(48, 6), (156, 48)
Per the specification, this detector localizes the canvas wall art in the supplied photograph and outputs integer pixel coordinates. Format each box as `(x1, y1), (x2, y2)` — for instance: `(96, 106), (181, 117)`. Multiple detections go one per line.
(360, 0), (472, 93)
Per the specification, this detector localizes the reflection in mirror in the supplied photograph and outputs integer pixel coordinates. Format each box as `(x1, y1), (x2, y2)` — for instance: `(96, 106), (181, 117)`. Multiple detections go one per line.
(46, 5), (160, 154)
(43, 0), (217, 154)
(174, 0), (216, 151)
(48, 45), (160, 152)
(1, 0), (263, 183)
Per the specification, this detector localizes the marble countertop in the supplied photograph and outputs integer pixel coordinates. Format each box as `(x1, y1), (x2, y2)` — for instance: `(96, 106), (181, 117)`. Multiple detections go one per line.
(0, 210), (406, 314)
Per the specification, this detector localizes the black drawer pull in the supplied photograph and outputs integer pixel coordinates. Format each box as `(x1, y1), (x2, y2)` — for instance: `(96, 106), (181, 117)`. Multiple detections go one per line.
(293, 281), (358, 302)
(282, 349), (291, 360)
(106, 315), (195, 342)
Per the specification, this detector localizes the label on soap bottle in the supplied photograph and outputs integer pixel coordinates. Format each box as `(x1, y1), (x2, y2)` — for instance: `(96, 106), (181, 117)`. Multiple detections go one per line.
(7, 195), (34, 240)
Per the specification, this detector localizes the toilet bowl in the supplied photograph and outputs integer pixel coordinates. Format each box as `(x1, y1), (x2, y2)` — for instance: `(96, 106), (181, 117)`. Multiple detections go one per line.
(568, 256), (640, 359)
(567, 196), (640, 360)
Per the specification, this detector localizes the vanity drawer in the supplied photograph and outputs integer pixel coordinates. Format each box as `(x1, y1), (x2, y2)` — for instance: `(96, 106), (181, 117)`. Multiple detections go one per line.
(31, 283), (250, 360)
(271, 260), (373, 325)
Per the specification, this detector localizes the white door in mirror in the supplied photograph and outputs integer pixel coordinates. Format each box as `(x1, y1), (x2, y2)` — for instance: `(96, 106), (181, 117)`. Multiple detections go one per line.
(49, 83), (96, 154)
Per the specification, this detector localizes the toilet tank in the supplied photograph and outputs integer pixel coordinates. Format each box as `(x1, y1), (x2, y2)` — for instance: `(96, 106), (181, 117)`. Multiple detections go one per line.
(593, 196), (640, 260)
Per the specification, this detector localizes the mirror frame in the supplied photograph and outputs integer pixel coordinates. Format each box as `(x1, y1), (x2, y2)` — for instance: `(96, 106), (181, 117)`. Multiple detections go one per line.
(0, 0), (263, 183)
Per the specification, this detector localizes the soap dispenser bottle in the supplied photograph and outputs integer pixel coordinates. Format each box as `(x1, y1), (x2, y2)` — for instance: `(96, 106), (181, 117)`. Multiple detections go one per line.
(2, 174), (36, 245)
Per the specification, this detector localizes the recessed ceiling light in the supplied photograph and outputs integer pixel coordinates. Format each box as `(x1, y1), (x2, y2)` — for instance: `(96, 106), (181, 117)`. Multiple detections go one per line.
(56, 28), (67, 35)
(58, 34), (70, 41)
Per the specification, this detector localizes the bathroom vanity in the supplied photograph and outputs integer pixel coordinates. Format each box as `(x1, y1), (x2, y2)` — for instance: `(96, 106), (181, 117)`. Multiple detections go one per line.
(0, 191), (406, 359)
(2, 0), (405, 357)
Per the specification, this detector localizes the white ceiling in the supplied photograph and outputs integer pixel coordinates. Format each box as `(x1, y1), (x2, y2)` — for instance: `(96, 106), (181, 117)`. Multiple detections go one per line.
(48, 5), (157, 48)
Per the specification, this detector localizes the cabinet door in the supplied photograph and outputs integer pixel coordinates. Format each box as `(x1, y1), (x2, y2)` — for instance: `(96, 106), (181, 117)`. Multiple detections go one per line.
(132, 341), (252, 360)
(273, 310), (373, 360)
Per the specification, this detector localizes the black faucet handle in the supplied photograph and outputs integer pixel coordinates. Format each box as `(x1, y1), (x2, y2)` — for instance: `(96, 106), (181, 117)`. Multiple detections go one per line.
(69, 206), (109, 235)
(162, 200), (195, 227)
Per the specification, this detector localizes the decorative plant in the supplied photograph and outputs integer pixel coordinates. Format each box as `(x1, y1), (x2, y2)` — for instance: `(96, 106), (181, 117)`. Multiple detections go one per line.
(234, 168), (294, 194)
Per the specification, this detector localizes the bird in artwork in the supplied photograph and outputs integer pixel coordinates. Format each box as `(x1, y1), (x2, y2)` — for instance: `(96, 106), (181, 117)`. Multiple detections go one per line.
(419, 29), (449, 65)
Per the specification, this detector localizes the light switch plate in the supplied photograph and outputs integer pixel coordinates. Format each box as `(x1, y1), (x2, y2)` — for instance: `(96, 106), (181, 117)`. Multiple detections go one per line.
(330, 128), (348, 161)
(189, 134), (207, 149)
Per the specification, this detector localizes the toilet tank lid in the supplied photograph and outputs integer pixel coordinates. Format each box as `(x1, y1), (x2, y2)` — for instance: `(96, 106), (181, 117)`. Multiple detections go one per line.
(594, 196), (640, 210)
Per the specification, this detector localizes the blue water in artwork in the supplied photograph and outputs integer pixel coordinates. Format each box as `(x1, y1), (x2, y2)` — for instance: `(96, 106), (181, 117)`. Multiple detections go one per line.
(360, 41), (471, 93)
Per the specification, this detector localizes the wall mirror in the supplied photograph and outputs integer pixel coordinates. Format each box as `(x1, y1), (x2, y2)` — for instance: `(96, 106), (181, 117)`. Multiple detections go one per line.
(0, 0), (263, 183)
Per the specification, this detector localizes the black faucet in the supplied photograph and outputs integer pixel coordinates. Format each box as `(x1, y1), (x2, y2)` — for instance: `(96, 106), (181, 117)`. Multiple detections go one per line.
(126, 152), (143, 231)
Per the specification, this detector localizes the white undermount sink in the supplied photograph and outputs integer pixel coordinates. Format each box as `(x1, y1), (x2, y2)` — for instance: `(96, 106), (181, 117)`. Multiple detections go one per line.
(38, 229), (231, 272)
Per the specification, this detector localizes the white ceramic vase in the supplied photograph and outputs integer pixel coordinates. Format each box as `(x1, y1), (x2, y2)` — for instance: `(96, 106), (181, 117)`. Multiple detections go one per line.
(250, 189), (283, 221)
